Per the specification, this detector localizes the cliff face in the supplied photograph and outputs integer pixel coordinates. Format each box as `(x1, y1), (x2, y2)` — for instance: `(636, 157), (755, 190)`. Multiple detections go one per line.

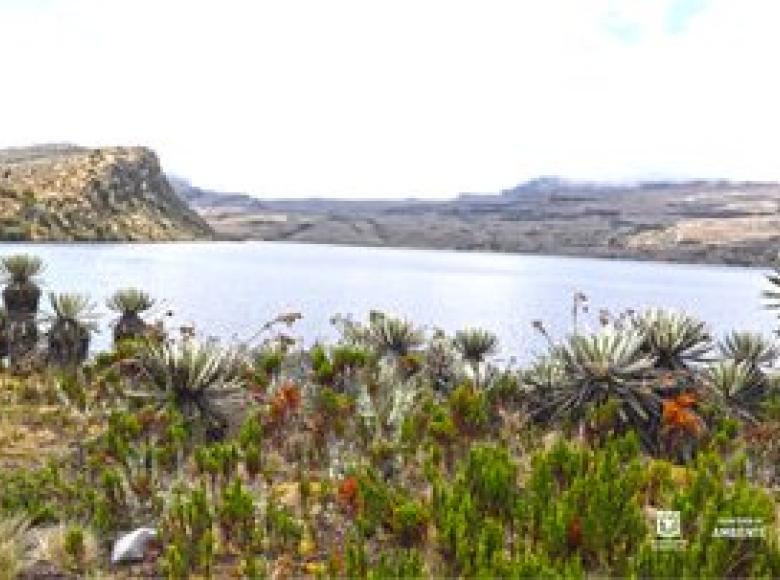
(0, 145), (213, 241)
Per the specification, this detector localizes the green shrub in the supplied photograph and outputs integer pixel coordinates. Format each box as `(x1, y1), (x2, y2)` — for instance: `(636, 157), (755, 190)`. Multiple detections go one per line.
(159, 485), (214, 578)
(0, 464), (83, 524)
(256, 348), (284, 378)
(391, 499), (429, 547)
(513, 435), (647, 574)
(354, 468), (395, 537)
(449, 382), (488, 435)
(63, 525), (86, 571)
(217, 477), (256, 549)
(653, 452), (780, 578)
(266, 500), (301, 554)
(368, 547), (425, 579)
(462, 444), (517, 517)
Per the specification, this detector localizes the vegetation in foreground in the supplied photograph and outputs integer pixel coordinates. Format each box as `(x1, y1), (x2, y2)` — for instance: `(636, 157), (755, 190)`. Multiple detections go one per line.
(0, 254), (779, 578)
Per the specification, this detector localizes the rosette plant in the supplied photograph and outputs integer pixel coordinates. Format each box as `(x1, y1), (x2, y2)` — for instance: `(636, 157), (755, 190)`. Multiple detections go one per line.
(369, 314), (423, 357)
(0, 254), (43, 314)
(131, 341), (247, 440)
(0, 307), (8, 359)
(704, 360), (767, 423)
(46, 292), (99, 367)
(107, 288), (155, 344)
(1, 254), (44, 365)
(454, 328), (498, 389)
(522, 352), (567, 411)
(424, 330), (462, 394)
(634, 309), (711, 371)
(531, 329), (659, 448)
(718, 331), (777, 370)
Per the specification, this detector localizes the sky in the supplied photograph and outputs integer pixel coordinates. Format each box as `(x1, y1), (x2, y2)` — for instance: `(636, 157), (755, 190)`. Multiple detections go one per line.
(1, 0), (779, 199)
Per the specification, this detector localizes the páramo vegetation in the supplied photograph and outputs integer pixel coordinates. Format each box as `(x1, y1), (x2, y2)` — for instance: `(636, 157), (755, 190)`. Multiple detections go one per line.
(0, 253), (779, 578)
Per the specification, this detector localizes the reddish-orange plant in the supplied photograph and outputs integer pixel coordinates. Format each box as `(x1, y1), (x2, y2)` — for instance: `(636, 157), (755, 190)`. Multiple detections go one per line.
(337, 476), (361, 516)
(269, 381), (302, 424)
(662, 391), (704, 436)
(567, 516), (583, 549)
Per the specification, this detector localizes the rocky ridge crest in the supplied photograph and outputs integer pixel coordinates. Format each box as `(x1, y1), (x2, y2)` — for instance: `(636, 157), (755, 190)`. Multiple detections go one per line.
(0, 145), (212, 241)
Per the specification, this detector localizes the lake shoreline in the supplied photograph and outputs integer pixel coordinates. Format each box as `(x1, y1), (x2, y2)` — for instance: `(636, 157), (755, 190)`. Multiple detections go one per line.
(1, 237), (774, 271)
(0, 241), (774, 362)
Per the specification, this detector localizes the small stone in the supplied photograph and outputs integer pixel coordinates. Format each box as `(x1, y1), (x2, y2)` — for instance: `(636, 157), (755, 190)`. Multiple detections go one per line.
(111, 527), (157, 564)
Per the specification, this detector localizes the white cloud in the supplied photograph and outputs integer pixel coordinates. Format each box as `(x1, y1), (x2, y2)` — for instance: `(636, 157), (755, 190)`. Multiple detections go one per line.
(0, 0), (779, 198)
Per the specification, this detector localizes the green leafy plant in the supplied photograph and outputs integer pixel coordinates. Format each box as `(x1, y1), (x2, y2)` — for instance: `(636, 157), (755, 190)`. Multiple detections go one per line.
(1, 254), (44, 367)
(217, 477), (256, 549)
(461, 444), (517, 517)
(310, 342), (371, 390)
(369, 547), (426, 578)
(352, 468), (396, 537)
(719, 331), (777, 368)
(265, 500), (302, 554)
(431, 444), (519, 576)
(704, 360), (768, 422)
(531, 329), (659, 448)
(63, 525), (86, 571)
(635, 308), (711, 370)
(448, 382), (489, 436)
(0, 464), (85, 524)
(633, 452), (780, 578)
(107, 287), (154, 344)
(0, 254), (43, 285)
(255, 348), (284, 379)
(516, 435), (646, 574)
(391, 499), (429, 547)
(369, 314), (423, 357)
(131, 341), (247, 440)
(46, 292), (98, 367)
(424, 331), (460, 393)
(237, 411), (264, 477)
(159, 485), (215, 578)
(454, 328), (498, 388)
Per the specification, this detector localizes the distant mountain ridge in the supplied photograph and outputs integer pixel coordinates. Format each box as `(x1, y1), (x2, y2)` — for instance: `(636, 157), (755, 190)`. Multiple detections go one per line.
(5, 143), (779, 265)
(0, 145), (212, 241)
(169, 176), (268, 213)
(174, 174), (771, 208)
(177, 176), (780, 266)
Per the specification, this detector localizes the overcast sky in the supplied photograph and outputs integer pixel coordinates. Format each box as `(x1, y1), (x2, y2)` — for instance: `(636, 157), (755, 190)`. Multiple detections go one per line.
(1, 0), (778, 198)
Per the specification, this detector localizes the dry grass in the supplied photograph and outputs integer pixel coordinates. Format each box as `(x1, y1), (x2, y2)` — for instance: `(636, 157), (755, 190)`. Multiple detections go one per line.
(629, 216), (780, 247)
(0, 372), (99, 469)
(0, 515), (31, 580)
(33, 524), (99, 574)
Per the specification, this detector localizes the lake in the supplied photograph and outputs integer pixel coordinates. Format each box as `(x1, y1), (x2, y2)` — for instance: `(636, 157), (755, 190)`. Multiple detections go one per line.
(0, 241), (776, 364)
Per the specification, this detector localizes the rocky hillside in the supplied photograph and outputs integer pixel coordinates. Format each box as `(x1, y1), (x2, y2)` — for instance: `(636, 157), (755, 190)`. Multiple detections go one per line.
(0, 145), (213, 241)
(183, 178), (780, 266)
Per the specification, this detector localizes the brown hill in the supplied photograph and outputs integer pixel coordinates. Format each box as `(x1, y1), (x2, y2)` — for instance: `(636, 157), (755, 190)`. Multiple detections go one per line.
(0, 145), (212, 241)
(179, 178), (780, 266)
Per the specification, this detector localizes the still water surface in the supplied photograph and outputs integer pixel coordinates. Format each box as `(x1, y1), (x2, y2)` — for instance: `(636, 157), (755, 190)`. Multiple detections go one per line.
(0, 242), (775, 363)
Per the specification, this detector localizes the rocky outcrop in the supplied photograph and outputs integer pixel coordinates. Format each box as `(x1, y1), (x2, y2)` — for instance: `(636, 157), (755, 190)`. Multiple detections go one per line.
(0, 145), (213, 241)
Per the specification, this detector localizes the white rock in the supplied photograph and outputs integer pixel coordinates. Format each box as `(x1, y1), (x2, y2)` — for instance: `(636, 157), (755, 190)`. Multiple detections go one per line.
(111, 527), (157, 564)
